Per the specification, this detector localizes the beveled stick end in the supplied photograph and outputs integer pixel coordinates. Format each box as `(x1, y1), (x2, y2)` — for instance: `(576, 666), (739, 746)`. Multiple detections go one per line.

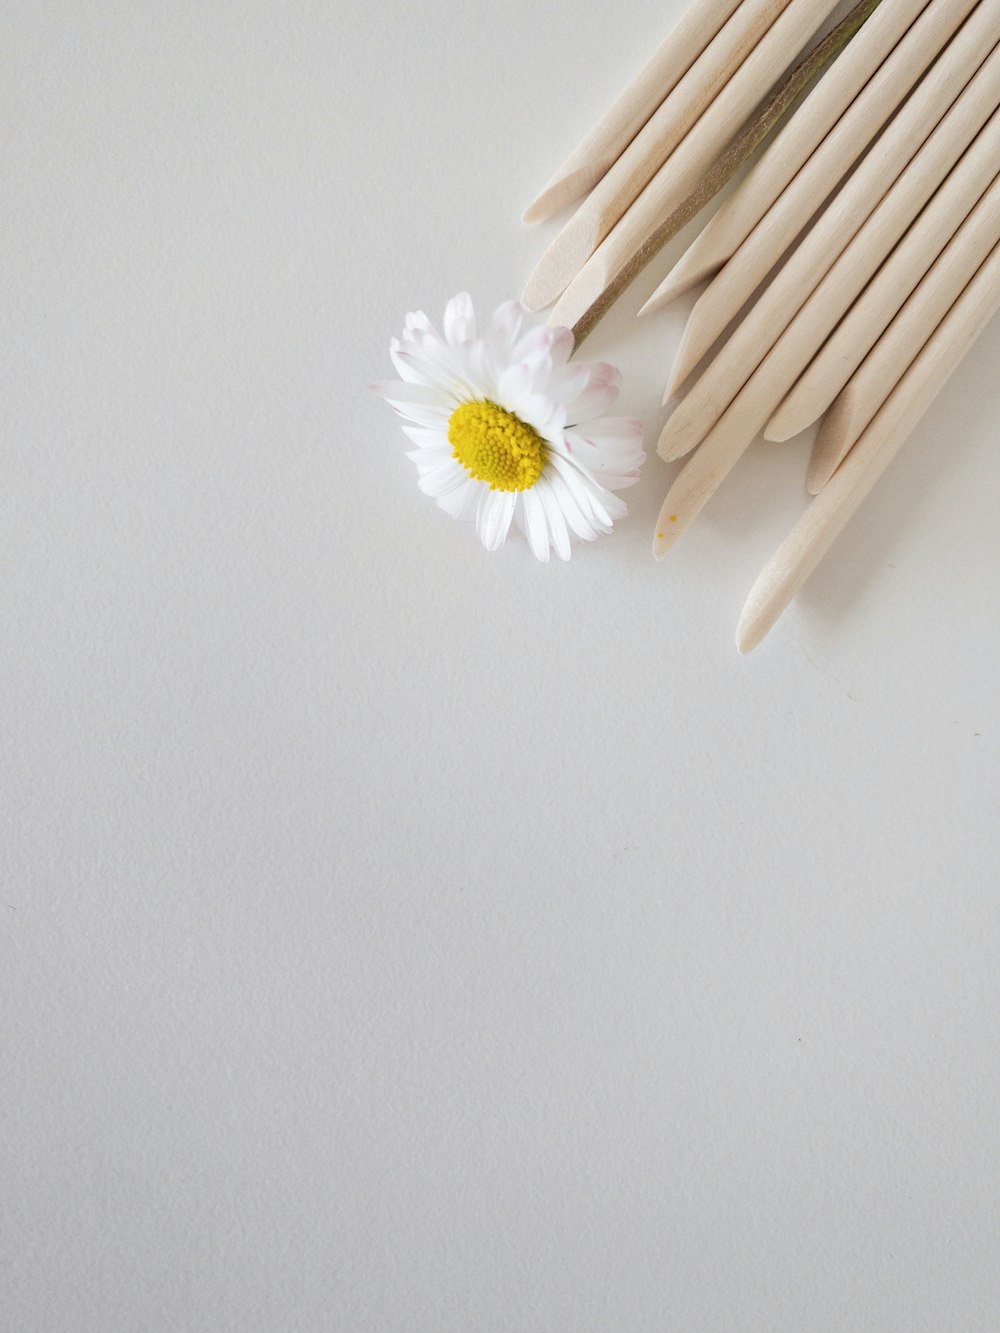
(807, 390), (863, 493)
(639, 254), (721, 316)
(656, 410), (701, 463)
(547, 257), (608, 334)
(522, 163), (600, 225)
(735, 566), (790, 654)
(652, 504), (684, 559)
(523, 208), (603, 312)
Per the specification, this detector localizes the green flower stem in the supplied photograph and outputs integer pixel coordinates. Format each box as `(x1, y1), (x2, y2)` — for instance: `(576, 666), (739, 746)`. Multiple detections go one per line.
(572, 0), (886, 345)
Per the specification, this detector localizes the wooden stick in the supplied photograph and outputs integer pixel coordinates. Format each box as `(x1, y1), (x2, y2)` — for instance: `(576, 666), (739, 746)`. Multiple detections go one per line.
(652, 50), (1000, 559)
(544, 0), (845, 330)
(807, 173), (1000, 492)
(523, 0), (795, 310)
(551, 1), (884, 346)
(522, 0), (745, 225)
(768, 111), (1000, 443)
(655, 0), (1000, 464)
(735, 240), (1000, 654)
(660, 0), (985, 399)
(642, 0), (936, 311)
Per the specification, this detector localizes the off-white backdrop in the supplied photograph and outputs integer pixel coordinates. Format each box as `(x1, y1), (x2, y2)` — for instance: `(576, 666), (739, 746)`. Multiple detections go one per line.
(4, 0), (1000, 1328)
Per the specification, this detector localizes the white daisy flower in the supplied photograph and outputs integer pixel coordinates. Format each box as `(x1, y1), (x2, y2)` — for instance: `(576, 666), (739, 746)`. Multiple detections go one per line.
(373, 292), (645, 561)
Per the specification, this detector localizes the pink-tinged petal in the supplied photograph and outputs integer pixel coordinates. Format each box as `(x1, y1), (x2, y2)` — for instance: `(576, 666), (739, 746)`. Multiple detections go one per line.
(520, 488), (551, 562)
(570, 415), (645, 450)
(389, 339), (427, 384)
(518, 350), (555, 394)
(404, 310), (435, 337)
(545, 363), (591, 403)
(443, 292), (476, 347)
(565, 364), (622, 422)
(476, 488), (516, 552)
(546, 324), (575, 367)
(536, 478), (572, 561)
(511, 322), (572, 366)
(437, 478), (480, 519)
(560, 427), (644, 490)
(484, 300), (523, 364)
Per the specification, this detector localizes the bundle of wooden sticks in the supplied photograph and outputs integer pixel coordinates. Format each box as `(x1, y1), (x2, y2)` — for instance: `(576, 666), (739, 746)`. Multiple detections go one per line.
(523, 0), (1000, 651)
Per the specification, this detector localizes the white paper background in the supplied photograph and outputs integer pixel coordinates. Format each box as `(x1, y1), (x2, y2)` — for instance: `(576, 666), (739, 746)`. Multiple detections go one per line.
(4, 0), (1000, 1328)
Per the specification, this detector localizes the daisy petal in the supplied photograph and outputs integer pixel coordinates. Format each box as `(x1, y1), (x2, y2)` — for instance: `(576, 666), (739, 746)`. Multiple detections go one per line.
(569, 415), (645, 450)
(546, 324), (575, 368)
(511, 323), (572, 366)
(437, 478), (481, 519)
(496, 361), (533, 409)
(444, 292), (476, 347)
(560, 429), (643, 490)
(547, 454), (613, 533)
(417, 459), (468, 498)
(407, 445), (453, 475)
(521, 488), (551, 562)
(372, 380), (455, 427)
(545, 468), (598, 541)
(484, 300), (523, 364)
(404, 310), (434, 337)
(520, 394), (566, 443)
(545, 364), (592, 403)
(390, 339), (428, 384)
(537, 478), (572, 561)
(476, 488), (516, 552)
(402, 425), (448, 450)
(565, 365), (622, 422)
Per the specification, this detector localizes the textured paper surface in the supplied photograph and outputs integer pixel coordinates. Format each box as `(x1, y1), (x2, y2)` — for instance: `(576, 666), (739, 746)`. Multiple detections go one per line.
(4, 0), (1000, 1328)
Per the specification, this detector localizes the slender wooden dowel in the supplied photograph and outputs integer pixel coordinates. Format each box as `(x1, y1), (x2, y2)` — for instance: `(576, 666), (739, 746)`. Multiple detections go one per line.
(641, 0), (934, 311)
(655, 0), (1000, 464)
(735, 241), (1000, 654)
(659, 0), (985, 400)
(768, 111), (1000, 443)
(523, 0), (794, 310)
(651, 55), (1000, 559)
(544, 0), (845, 331)
(807, 174), (1000, 492)
(522, 0), (745, 225)
(544, 0), (886, 346)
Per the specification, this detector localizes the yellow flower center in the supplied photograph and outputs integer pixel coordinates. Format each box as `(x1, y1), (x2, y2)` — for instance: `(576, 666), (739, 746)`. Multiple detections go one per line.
(448, 400), (545, 492)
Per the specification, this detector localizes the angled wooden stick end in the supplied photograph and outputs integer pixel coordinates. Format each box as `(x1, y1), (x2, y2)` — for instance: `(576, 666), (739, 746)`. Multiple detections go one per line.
(522, 163), (598, 225)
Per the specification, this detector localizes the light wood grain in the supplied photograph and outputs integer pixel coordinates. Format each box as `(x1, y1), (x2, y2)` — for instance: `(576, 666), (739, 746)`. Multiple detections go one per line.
(654, 0), (1000, 464)
(651, 50), (1000, 559)
(659, 0), (986, 400)
(545, 0), (844, 331)
(523, 0), (794, 310)
(522, 0), (745, 224)
(807, 173), (1000, 492)
(641, 0), (935, 312)
(735, 240), (1000, 654)
(556, 1), (886, 346)
(768, 110), (1000, 444)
